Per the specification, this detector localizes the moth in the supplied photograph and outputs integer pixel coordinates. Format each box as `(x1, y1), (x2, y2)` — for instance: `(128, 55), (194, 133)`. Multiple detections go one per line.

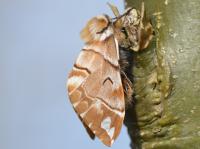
(67, 3), (153, 147)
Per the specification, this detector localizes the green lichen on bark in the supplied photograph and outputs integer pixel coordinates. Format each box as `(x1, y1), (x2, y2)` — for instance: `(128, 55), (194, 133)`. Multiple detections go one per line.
(124, 0), (200, 148)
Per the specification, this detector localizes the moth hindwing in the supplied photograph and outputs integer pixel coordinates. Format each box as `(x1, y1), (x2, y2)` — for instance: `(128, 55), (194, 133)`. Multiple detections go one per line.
(67, 3), (153, 147)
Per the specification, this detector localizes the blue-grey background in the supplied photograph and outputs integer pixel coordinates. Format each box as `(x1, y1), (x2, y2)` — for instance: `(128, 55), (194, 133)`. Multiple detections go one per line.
(0, 0), (131, 149)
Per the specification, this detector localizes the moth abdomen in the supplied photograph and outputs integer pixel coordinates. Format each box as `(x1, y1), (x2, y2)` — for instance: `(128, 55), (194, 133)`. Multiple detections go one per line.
(119, 46), (134, 76)
(119, 46), (134, 106)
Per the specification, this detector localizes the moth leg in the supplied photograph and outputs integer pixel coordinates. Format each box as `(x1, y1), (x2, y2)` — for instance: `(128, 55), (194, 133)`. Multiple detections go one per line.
(139, 22), (154, 50)
(120, 70), (133, 108)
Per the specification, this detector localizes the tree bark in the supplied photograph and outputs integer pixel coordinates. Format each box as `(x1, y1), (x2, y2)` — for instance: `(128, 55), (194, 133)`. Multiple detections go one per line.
(124, 0), (200, 148)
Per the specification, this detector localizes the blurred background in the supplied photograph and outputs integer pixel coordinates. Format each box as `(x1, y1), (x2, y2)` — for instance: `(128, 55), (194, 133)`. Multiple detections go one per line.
(0, 0), (131, 149)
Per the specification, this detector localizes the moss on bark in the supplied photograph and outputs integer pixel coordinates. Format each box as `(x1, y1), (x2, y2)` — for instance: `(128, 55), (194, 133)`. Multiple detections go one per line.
(124, 0), (200, 148)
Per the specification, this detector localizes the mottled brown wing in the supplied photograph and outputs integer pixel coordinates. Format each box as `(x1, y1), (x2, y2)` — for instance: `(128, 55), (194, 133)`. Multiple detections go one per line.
(67, 35), (125, 147)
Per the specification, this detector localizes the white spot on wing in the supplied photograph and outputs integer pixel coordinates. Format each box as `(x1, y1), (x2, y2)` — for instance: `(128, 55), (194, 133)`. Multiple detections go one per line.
(92, 97), (125, 118)
(80, 111), (87, 118)
(95, 100), (101, 110)
(115, 110), (124, 118)
(111, 139), (114, 145)
(108, 127), (115, 139)
(67, 76), (84, 93)
(101, 117), (111, 132)
(73, 101), (79, 108)
(68, 76), (84, 85)
(101, 117), (116, 140)
(88, 123), (93, 128)
(100, 28), (113, 41)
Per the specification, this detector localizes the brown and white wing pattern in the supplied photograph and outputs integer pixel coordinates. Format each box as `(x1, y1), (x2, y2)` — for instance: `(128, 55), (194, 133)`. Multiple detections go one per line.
(67, 15), (125, 147)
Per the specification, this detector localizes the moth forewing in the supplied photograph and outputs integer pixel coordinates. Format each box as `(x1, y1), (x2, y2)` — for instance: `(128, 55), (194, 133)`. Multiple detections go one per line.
(67, 3), (154, 147)
(80, 15), (112, 42)
(67, 15), (125, 147)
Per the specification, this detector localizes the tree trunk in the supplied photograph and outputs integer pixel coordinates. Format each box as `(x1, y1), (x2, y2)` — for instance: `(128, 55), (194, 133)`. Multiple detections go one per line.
(124, 0), (200, 148)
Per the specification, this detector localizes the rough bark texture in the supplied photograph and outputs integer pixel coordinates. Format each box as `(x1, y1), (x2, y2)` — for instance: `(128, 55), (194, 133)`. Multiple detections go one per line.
(124, 0), (200, 148)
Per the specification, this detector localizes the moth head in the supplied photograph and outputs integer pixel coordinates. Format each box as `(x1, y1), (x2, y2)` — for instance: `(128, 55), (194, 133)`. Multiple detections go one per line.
(122, 8), (141, 27)
(80, 15), (113, 43)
